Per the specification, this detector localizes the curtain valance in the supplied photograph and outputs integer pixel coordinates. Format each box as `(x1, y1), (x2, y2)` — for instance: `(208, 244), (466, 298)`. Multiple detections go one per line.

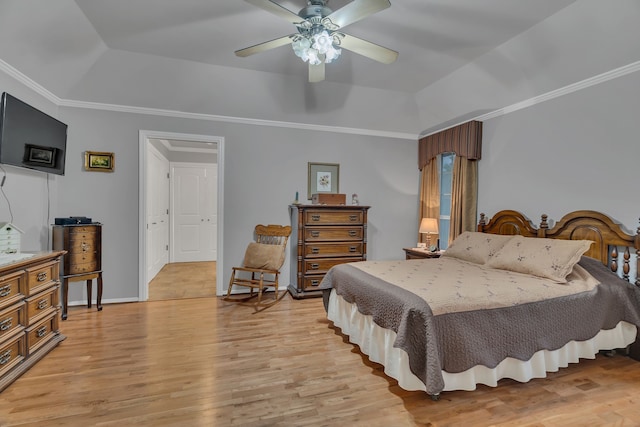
(418, 121), (482, 170)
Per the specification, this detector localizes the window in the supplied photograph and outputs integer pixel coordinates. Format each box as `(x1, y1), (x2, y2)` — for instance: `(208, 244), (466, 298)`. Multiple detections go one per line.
(438, 153), (455, 249)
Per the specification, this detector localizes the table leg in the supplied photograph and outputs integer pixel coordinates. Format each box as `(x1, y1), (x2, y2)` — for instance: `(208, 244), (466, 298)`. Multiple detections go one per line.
(97, 273), (103, 311)
(62, 278), (69, 320)
(86, 279), (92, 308)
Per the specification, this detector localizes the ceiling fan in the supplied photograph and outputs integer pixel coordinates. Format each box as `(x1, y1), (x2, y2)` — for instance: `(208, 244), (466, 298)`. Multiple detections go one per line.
(235, 0), (398, 82)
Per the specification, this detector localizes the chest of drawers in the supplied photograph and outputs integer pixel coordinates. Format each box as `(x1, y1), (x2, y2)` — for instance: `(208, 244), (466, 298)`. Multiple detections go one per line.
(288, 204), (370, 298)
(0, 251), (65, 392)
(52, 224), (103, 320)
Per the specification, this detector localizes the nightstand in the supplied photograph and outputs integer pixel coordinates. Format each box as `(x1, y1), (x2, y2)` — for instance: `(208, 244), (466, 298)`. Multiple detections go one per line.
(403, 247), (442, 260)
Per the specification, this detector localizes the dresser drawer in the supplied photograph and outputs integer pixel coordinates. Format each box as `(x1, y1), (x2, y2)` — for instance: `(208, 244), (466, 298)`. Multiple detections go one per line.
(25, 287), (58, 325)
(26, 312), (58, 355)
(302, 275), (327, 290)
(68, 261), (99, 275)
(304, 226), (363, 242)
(68, 225), (98, 235)
(304, 210), (364, 225)
(0, 270), (25, 310)
(0, 302), (25, 341)
(25, 261), (59, 296)
(68, 238), (98, 253)
(304, 242), (363, 258)
(0, 332), (26, 378)
(303, 257), (363, 275)
(68, 252), (98, 265)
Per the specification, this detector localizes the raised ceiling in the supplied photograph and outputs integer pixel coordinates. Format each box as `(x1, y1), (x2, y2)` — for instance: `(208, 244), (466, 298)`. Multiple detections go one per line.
(72, 0), (576, 93)
(1, 1), (637, 135)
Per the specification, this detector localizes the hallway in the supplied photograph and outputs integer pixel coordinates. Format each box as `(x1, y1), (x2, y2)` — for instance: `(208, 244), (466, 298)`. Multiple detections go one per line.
(148, 261), (216, 301)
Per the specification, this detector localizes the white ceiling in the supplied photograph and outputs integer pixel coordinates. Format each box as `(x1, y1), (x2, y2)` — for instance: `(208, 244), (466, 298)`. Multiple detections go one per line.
(72, 0), (576, 93)
(1, 1), (638, 135)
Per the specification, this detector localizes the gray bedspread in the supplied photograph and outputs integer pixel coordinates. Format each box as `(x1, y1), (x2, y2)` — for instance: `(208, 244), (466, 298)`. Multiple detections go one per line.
(321, 256), (640, 396)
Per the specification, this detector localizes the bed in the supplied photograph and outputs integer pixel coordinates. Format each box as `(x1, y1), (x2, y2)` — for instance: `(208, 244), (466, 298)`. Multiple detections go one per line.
(321, 210), (640, 400)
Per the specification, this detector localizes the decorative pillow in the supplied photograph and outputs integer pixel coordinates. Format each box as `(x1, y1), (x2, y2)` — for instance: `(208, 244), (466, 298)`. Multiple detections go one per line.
(485, 235), (593, 283)
(441, 231), (515, 264)
(243, 242), (286, 271)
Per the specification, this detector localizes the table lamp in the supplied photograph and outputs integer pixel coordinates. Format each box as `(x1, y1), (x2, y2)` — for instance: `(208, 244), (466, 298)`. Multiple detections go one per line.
(419, 218), (439, 251)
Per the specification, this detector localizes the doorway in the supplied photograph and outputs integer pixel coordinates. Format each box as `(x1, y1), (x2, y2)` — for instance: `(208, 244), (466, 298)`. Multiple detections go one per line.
(138, 130), (225, 302)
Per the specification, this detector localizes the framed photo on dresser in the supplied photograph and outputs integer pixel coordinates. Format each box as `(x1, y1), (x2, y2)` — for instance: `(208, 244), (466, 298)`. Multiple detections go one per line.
(307, 162), (339, 199)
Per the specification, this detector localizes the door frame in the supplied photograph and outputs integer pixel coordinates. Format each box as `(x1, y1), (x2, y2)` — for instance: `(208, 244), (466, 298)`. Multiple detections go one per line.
(138, 130), (225, 301)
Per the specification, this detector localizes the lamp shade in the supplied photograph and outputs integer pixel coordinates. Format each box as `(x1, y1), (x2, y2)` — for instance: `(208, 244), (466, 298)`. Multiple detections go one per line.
(419, 218), (439, 234)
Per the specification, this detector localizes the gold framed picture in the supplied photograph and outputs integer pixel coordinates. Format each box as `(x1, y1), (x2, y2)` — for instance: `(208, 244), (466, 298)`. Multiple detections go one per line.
(84, 151), (114, 172)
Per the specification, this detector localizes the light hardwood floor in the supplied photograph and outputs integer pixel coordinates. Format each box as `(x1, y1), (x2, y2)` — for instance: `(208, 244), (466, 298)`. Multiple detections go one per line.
(148, 261), (216, 301)
(2, 294), (640, 426)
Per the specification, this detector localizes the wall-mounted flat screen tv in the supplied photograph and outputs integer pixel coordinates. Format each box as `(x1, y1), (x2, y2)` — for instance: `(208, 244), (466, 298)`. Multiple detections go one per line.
(0, 92), (67, 175)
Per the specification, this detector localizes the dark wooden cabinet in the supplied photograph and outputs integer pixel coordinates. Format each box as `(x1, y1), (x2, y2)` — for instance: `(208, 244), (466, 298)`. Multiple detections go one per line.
(52, 224), (103, 320)
(0, 251), (65, 392)
(288, 205), (370, 298)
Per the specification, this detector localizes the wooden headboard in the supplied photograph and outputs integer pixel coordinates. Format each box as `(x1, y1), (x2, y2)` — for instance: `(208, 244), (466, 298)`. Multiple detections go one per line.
(478, 209), (640, 286)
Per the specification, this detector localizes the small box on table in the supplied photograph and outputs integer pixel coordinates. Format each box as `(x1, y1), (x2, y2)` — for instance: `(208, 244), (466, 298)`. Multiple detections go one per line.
(311, 193), (346, 205)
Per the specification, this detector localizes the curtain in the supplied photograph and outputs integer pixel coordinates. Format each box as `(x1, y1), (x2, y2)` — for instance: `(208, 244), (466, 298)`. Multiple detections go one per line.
(419, 160), (439, 244)
(449, 156), (478, 243)
(418, 121), (482, 170)
(417, 121), (482, 245)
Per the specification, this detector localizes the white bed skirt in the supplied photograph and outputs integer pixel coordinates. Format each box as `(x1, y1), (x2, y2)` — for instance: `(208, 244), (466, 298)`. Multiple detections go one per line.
(327, 289), (637, 393)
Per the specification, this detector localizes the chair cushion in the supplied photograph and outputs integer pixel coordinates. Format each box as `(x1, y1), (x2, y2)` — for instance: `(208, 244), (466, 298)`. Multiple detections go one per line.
(243, 242), (286, 271)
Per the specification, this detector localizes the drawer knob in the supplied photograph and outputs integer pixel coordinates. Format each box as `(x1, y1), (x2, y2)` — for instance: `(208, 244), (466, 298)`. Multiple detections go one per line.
(0, 349), (11, 365)
(310, 263), (319, 270)
(348, 230), (357, 237)
(37, 326), (48, 338)
(81, 242), (89, 252)
(311, 247), (320, 254)
(310, 231), (320, 238)
(0, 285), (10, 297)
(349, 246), (357, 252)
(37, 299), (48, 310)
(311, 215), (321, 221)
(349, 215), (358, 221)
(0, 318), (12, 331)
(310, 280), (320, 286)
(37, 272), (48, 282)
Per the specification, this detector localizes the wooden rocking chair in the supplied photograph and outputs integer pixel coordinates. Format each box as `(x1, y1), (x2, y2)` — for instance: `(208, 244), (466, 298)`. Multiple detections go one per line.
(224, 224), (291, 311)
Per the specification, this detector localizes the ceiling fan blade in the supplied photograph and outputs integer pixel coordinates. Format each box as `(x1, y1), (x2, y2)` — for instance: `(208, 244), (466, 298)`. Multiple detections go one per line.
(235, 35), (293, 57)
(326, 0), (390, 29)
(244, 0), (303, 24)
(309, 63), (325, 83)
(338, 34), (398, 64)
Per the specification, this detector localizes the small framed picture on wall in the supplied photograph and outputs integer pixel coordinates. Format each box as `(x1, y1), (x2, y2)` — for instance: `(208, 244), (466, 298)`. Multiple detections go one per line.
(84, 151), (115, 172)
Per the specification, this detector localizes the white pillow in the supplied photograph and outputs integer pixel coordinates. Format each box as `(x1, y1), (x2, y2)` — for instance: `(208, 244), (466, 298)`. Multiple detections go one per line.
(441, 231), (515, 264)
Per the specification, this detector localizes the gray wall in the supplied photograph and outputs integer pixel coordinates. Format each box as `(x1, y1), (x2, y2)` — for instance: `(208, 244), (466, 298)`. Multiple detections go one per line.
(479, 70), (640, 232)
(0, 71), (419, 304)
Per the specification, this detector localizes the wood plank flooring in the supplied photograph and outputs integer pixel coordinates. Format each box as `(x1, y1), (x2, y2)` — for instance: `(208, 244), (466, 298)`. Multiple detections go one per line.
(148, 261), (216, 301)
(2, 294), (640, 426)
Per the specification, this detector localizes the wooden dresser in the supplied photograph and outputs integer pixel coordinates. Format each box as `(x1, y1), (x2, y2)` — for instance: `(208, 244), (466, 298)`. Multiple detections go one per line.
(288, 204), (370, 298)
(0, 251), (66, 392)
(52, 223), (103, 320)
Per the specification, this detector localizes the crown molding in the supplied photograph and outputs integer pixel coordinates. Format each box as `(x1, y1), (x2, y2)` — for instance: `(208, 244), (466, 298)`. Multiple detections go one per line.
(0, 59), (63, 105)
(58, 98), (418, 140)
(3, 58), (639, 141)
(474, 60), (640, 123)
(419, 60), (640, 138)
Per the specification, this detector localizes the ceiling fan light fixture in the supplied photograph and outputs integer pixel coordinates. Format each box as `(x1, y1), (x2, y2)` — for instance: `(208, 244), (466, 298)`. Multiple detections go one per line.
(291, 29), (341, 65)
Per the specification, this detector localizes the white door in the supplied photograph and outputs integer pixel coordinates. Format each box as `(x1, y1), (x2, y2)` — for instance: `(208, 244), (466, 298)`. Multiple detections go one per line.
(146, 146), (170, 281)
(171, 163), (217, 262)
